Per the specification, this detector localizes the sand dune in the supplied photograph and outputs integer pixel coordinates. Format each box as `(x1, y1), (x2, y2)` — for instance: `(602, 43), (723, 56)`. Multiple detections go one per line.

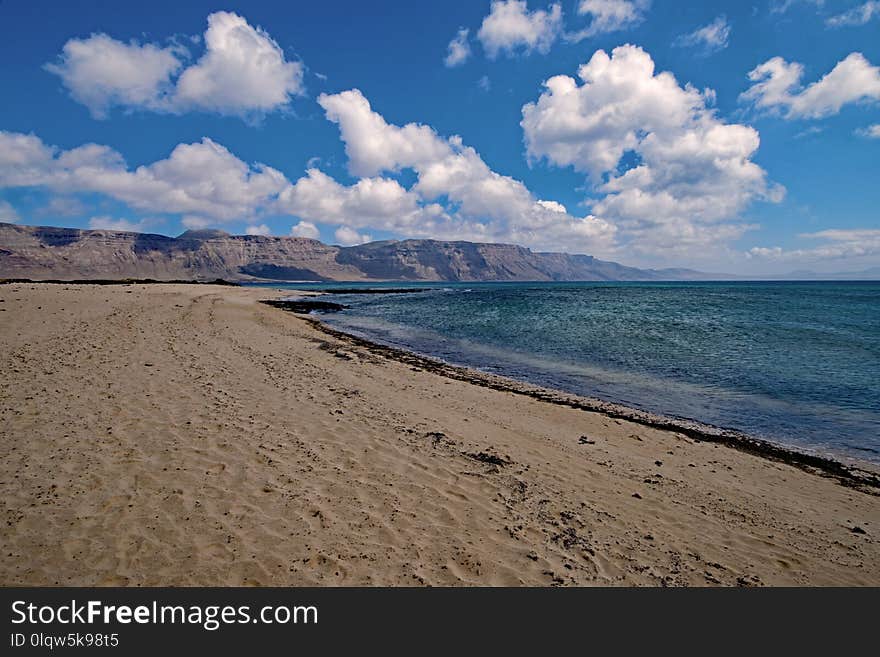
(1, 283), (877, 586)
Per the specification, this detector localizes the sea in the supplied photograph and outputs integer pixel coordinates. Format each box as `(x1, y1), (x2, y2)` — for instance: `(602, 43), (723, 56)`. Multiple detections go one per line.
(249, 281), (880, 464)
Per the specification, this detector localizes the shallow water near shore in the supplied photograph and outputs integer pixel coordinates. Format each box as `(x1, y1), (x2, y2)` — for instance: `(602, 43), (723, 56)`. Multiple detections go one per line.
(251, 281), (880, 463)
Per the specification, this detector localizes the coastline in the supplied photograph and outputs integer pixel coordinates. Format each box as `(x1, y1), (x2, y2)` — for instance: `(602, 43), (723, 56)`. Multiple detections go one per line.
(2, 282), (878, 586)
(289, 308), (880, 491)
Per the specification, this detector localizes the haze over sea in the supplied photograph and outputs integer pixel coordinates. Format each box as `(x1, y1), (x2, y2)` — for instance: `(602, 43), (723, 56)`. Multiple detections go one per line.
(256, 281), (880, 464)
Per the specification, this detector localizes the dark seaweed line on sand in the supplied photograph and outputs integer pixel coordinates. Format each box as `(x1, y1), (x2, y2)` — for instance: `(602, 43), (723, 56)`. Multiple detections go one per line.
(259, 300), (880, 493)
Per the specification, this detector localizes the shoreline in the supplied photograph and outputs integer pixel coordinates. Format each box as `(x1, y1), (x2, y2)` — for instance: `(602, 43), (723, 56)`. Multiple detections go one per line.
(262, 298), (880, 492)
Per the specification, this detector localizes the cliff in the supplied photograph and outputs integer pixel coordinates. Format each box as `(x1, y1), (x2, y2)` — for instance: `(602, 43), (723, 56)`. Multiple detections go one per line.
(0, 222), (709, 282)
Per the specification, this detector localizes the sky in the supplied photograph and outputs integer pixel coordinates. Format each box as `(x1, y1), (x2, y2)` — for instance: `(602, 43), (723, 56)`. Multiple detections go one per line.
(0, 0), (878, 274)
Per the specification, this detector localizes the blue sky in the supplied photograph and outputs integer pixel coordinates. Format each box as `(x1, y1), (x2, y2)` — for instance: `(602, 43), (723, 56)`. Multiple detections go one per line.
(0, 0), (878, 274)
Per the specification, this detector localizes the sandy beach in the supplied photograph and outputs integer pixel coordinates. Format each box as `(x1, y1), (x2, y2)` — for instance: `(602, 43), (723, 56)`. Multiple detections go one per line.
(1, 282), (878, 586)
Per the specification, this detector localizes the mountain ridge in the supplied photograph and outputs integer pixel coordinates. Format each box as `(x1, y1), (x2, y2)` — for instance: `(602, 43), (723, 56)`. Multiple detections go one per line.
(1, 221), (734, 282)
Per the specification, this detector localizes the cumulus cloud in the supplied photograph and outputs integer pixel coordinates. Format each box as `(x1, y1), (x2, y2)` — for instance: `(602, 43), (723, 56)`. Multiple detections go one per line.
(0, 130), (288, 223)
(856, 123), (880, 138)
(46, 11), (303, 118)
(334, 226), (372, 246)
(536, 200), (567, 213)
(747, 229), (880, 261)
(740, 52), (880, 119)
(88, 215), (160, 232)
(477, 1), (563, 59)
(44, 35), (183, 119)
(674, 16), (730, 54)
(0, 199), (20, 223)
(245, 223), (272, 236)
(308, 89), (616, 253)
(181, 216), (212, 230)
(444, 28), (471, 67)
(36, 196), (88, 218)
(280, 168), (444, 234)
(567, 0), (650, 42)
(290, 220), (320, 239)
(174, 12), (303, 115)
(521, 45), (781, 255)
(317, 90), (453, 178)
(0, 120), (610, 254)
(826, 1), (880, 27)
(745, 246), (784, 258)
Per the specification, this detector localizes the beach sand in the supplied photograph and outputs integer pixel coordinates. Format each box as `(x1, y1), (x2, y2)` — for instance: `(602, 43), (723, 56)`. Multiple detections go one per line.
(1, 282), (878, 586)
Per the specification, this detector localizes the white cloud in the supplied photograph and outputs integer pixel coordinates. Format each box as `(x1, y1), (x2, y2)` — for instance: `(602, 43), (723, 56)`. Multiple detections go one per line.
(741, 52), (880, 119)
(746, 246), (784, 258)
(567, 0), (649, 42)
(795, 125), (824, 138)
(740, 58), (804, 111)
(444, 28), (471, 67)
(181, 216), (212, 230)
(174, 11), (303, 115)
(334, 225), (372, 246)
(856, 123), (880, 138)
(317, 90), (452, 178)
(0, 200), (20, 223)
(126, 139), (289, 220)
(748, 229), (880, 261)
(46, 11), (303, 119)
(477, 1), (563, 59)
(36, 196), (88, 217)
(805, 228), (880, 241)
(0, 131), (289, 223)
(245, 223), (272, 236)
(674, 16), (730, 54)
(536, 200), (567, 213)
(521, 45), (781, 255)
(290, 220), (320, 239)
(87, 215), (160, 232)
(770, 0), (824, 14)
(280, 168), (444, 233)
(44, 35), (182, 119)
(312, 88), (616, 253)
(826, 1), (880, 26)
(0, 131), (59, 186)
(0, 117), (611, 255)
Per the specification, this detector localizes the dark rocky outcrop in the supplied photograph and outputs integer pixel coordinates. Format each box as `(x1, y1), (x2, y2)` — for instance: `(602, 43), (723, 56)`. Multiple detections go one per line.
(259, 299), (348, 314)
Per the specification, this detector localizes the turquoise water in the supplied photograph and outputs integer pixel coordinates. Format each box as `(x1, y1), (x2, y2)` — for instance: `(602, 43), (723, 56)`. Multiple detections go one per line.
(252, 281), (880, 462)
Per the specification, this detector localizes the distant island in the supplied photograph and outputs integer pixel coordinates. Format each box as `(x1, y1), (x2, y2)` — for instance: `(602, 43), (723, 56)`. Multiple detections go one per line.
(3, 222), (878, 283)
(0, 222), (726, 283)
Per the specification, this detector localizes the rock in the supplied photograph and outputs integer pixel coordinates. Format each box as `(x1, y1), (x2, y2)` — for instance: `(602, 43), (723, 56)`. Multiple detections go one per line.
(466, 450), (510, 466)
(424, 431), (448, 445)
(260, 299), (348, 314)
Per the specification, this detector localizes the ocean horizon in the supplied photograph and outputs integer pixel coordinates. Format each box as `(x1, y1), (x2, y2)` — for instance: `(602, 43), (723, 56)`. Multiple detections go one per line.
(251, 280), (880, 464)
